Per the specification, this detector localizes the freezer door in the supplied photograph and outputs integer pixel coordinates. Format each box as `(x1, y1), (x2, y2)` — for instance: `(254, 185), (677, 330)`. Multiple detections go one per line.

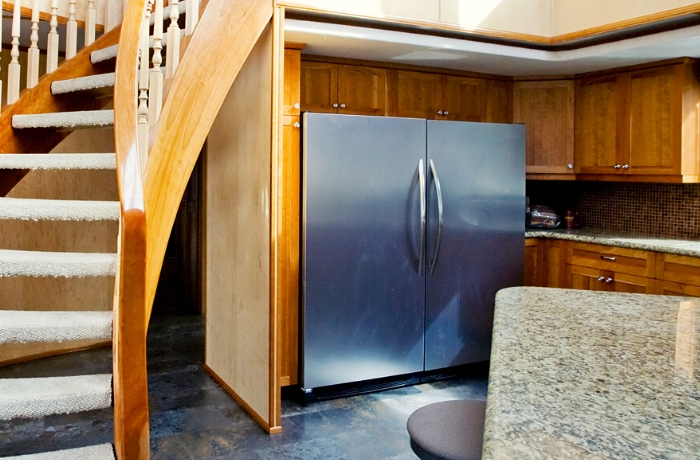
(425, 121), (525, 371)
(302, 113), (427, 389)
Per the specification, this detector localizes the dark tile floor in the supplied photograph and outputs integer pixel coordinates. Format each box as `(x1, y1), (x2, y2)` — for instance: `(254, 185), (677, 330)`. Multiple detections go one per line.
(0, 316), (489, 459)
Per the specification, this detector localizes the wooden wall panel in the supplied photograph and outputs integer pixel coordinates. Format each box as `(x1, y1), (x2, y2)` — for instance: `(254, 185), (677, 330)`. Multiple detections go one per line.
(204, 24), (273, 429)
(0, 127), (118, 365)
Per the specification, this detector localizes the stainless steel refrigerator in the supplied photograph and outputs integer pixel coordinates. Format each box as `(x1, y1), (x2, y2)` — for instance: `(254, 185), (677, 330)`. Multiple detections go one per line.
(301, 113), (524, 391)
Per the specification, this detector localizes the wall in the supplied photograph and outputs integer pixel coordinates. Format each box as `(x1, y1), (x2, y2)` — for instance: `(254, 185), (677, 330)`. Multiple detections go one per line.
(204, 23), (273, 428)
(527, 181), (700, 239)
(552, 0), (700, 36)
(0, 127), (118, 365)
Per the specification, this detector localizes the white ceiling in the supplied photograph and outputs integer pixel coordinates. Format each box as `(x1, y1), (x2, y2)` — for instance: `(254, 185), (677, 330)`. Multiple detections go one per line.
(285, 19), (700, 76)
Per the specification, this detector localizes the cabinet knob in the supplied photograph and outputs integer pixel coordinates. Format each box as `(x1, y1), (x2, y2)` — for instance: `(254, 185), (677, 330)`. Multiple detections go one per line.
(332, 103), (339, 108)
(567, 164), (573, 169)
(437, 110), (443, 115)
(340, 103), (346, 109)
(294, 103), (300, 109)
(605, 277), (614, 284)
(293, 122), (300, 128)
(444, 111), (449, 115)
(622, 164), (629, 169)
(614, 164), (622, 169)
(598, 276), (605, 282)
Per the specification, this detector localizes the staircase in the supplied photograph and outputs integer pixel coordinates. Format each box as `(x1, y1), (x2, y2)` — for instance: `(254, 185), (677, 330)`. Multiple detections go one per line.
(0, 0), (273, 458)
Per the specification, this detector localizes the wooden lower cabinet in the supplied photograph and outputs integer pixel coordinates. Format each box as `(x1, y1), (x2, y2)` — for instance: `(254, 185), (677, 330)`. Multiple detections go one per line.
(651, 279), (700, 296)
(524, 239), (540, 286)
(524, 238), (564, 288)
(566, 265), (610, 291)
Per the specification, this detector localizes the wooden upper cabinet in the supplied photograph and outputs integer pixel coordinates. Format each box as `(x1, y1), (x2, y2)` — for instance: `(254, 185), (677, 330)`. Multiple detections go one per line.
(628, 66), (679, 175)
(337, 65), (388, 116)
(300, 61), (338, 113)
(284, 48), (301, 116)
(575, 75), (621, 174)
(442, 76), (488, 122)
(395, 70), (440, 119)
(513, 80), (574, 176)
(486, 80), (513, 124)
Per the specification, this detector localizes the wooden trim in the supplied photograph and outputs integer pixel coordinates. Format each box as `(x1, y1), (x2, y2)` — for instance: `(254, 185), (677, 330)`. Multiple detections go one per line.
(113, 1), (150, 459)
(284, 41), (306, 50)
(0, 340), (111, 368)
(575, 58), (697, 80)
(0, 2), (106, 32)
(269, 5), (284, 432)
(573, 173), (692, 183)
(203, 364), (282, 434)
(301, 54), (513, 82)
(525, 173), (576, 181)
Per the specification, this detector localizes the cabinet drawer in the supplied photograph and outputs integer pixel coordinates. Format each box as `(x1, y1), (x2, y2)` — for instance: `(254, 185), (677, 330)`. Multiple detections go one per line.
(652, 279), (700, 297)
(656, 253), (700, 287)
(567, 242), (655, 277)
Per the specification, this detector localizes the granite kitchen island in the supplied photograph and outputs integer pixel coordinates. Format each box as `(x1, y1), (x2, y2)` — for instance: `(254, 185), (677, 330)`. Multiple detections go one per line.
(484, 287), (700, 459)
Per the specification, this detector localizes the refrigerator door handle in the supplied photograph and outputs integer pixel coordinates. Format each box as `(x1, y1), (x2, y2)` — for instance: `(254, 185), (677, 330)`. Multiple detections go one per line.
(429, 159), (444, 275)
(418, 159), (426, 275)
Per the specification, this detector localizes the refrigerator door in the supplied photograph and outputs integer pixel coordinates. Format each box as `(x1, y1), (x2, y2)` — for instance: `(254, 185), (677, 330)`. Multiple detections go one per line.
(425, 121), (525, 371)
(303, 113), (427, 389)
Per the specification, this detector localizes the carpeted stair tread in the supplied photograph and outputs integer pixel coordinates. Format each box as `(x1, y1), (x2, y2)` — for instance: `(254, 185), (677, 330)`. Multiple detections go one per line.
(0, 374), (112, 420)
(0, 197), (120, 221)
(91, 27), (185, 64)
(0, 311), (112, 345)
(0, 249), (117, 278)
(0, 153), (116, 170)
(51, 73), (115, 95)
(2, 444), (115, 460)
(12, 110), (114, 130)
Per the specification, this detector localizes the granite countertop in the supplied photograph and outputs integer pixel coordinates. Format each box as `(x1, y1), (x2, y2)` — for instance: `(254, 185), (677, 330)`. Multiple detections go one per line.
(525, 228), (700, 257)
(484, 287), (700, 460)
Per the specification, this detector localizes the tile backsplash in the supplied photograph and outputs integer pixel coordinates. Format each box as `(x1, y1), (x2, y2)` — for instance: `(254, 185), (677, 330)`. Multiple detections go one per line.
(526, 181), (700, 240)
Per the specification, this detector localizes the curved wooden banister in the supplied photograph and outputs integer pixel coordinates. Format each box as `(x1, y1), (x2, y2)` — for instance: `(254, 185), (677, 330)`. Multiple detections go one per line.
(113, 0), (149, 459)
(143, 0), (274, 316)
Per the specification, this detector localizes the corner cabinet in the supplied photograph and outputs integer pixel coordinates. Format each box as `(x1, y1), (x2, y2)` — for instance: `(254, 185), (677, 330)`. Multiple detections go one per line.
(513, 80), (575, 179)
(575, 59), (700, 182)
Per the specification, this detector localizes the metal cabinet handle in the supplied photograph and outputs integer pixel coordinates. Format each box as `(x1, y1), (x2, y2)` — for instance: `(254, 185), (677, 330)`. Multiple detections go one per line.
(294, 103), (300, 109)
(293, 122), (300, 128)
(418, 159), (426, 275)
(332, 103), (339, 108)
(340, 103), (346, 108)
(600, 256), (616, 261)
(429, 159), (443, 275)
(437, 110), (443, 115)
(614, 164), (621, 169)
(598, 276), (605, 282)
(567, 163), (573, 169)
(622, 164), (629, 169)
(605, 277), (614, 283)
(444, 111), (449, 115)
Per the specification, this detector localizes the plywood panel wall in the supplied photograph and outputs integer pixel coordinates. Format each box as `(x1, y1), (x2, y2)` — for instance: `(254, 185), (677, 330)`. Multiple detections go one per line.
(204, 23), (273, 428)
(0, 127), (118, 365)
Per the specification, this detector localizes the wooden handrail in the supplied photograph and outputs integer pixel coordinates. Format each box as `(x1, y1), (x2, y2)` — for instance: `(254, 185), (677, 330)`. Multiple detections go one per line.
(143, 0), (273, 317)
(113, 0), (149, 459)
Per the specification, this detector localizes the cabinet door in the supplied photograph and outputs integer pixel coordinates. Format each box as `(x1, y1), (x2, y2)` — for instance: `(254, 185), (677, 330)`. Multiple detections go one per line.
(575, 76), (623, 174)
(609, 272), (651, 294)
(514, 81), (574, 175)
(395, 70), (440, 119)
(628, 66), (681, 175)
(524, 239), (541, 286)
(486, 80), (513, 124)
(566, 265), (611, 291)
(337, 65), (387, 116)
(442, 76), (487, 122)
(283, 49), (301, 116)
(300, 61), (338, 113)
(652, 279), (700, 297)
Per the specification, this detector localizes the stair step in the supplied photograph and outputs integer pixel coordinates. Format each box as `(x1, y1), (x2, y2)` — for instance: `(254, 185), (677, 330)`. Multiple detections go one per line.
(0, 374), (112, 420)
(90, 28), (186, 64)
(12, 110), (114, 130)
(2, 444), (115, 460)
(0, 311), (112, 345)
(0, 197), (120, 222)
(51, 73), (115, 95)
(0, 249), (117, 278)
(0, 153), (116, 170)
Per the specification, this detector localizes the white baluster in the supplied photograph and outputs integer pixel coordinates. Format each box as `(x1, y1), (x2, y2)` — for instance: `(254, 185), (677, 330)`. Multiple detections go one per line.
(138, 2), (152, 175)
(149, 0), (164, 125)
(47, 0), (60, 73)
(186, 0), (199, 35)
(66, 0), (78, 59)
(27, 0), (40, 89)
(166, 0), (180, 78)
(7, 0), (21, 104)
(86, 0), (97, 46)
